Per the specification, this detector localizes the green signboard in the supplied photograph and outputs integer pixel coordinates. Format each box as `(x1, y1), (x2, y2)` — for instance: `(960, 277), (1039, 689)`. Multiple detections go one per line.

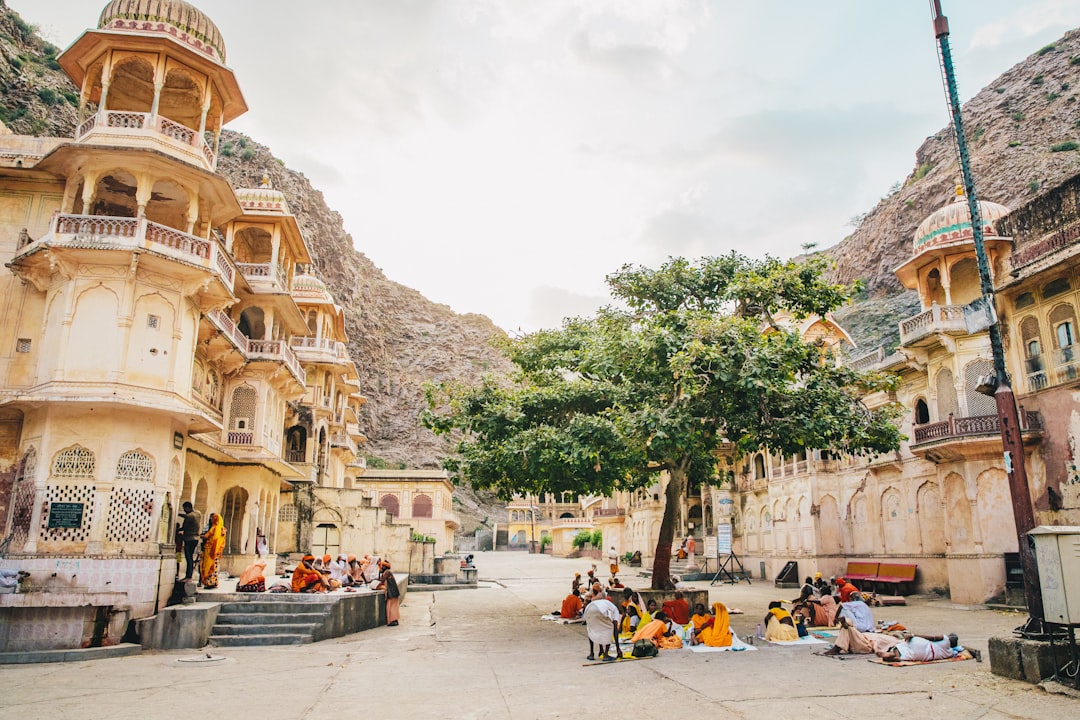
(47, 502), (84, 529)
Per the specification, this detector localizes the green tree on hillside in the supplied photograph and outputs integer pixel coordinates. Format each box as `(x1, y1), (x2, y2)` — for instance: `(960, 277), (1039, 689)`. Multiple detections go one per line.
(423, 255), (902, 589)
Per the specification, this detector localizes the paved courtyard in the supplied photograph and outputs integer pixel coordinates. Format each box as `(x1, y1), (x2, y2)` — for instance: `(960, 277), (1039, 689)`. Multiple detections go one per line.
(0, 550), (1075, 719)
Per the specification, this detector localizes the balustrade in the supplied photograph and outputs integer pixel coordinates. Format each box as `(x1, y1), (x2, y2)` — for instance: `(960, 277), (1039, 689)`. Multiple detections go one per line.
(899, 304), (967, 346)
(75, 110), (214, 169)
(912, 410), (1043, 445)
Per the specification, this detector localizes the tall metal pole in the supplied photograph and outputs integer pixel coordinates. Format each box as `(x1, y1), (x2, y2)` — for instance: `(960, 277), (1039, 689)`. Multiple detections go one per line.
(929, 1), (1043, 628)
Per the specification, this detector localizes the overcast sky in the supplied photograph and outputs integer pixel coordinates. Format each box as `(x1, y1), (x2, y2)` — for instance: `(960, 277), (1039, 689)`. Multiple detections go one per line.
(17, 1), (1080, 332)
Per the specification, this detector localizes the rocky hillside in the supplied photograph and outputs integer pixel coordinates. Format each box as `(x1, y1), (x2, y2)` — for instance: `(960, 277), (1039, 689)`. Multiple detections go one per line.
(826, 29), (1080, 352)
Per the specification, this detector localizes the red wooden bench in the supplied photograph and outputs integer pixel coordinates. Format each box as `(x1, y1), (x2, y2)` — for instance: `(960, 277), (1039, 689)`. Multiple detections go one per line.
(873, 563), (917, 595)
(843, 561), (879, 589)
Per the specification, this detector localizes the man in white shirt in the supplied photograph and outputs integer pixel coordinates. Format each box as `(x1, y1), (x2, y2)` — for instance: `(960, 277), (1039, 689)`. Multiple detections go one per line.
(878, 632), (961, 662)
(583, 589), (622, 661)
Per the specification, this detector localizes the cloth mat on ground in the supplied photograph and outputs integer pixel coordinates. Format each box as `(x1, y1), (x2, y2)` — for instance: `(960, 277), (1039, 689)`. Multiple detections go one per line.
(869, 649), (974, 667)
(541, 613), (584, 624)
(768, 635), (828, 646)
(689, 634), (758, 653)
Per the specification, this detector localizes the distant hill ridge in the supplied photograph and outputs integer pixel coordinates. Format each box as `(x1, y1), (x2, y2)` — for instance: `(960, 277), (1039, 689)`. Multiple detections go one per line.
(2, 3), (1079, 465)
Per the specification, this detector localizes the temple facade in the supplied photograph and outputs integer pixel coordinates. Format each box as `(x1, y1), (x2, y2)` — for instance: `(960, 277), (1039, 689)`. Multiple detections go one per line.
(0, 0), (444, 652)
(509, 180), (1080, 606)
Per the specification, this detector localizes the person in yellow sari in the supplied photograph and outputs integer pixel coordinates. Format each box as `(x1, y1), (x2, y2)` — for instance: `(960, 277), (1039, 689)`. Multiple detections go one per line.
(696, 602), (733, 647)
(764, 601), (799, 641)
(199, 513), (226, 589)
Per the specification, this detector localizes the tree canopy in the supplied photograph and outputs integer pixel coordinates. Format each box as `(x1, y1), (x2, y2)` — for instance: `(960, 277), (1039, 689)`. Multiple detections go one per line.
(423, 254), (902, 588)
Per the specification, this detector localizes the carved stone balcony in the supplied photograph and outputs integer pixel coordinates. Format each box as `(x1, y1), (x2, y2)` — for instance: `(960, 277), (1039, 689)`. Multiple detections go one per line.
(553, 517), (592, 528)
(290, 336), (349, 366)
(76, 110), (216, 170)
(899, 304), (968, 347)
(237, 262), (289, 293)
(330, 431), (358, 455)
(202, 309), (305, 385)
(910, 410), (1043, 462)
(15, 213), (235, 290)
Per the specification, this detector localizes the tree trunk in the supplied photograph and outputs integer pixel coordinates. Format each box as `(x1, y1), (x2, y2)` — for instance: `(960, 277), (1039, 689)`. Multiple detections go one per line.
(650, 462), (688, 590)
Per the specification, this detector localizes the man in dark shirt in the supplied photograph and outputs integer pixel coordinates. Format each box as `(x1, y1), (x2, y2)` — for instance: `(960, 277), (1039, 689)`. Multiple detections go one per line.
(179, 502), (202, 581)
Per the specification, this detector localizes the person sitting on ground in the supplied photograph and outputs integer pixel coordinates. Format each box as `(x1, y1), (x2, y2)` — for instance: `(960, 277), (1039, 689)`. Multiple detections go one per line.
(583, 588), (622, 661)
(361, 554), (381, 584)
(694, 602), (733, 647)
(822, 614), (903, 656)
(347, 555), (365, 585)
(764, 601), (799, 641)
(586, 568), (599, 588)
(877, 631), (962, 662)
(793, 594), (833, 628)
(836, 576), (859, 603)
(813, 572), (830, 596)
(793, 577), (815, 603)
(621, 604), (641, 635)
(837, 592), (875, 632)
(640, 598), (657, 626)
(572, 572), (582, 593)
(328, 554), (351, 587)
(608, 576), (624, 589)
(292, 555), (327, 593)
(560, 588), (584, 619)
(236, 559), (267, 593)
(631, 610), (670, 646)
(690, 603), (711, 631)
(662, 591), (690, 625)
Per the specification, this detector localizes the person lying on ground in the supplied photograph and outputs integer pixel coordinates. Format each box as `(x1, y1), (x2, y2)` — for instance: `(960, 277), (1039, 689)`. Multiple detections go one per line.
(877, 631), (962, 662)
(764, 601), (799, 641)
(837, 592), (875, 632)
(822, 615), (902, 656)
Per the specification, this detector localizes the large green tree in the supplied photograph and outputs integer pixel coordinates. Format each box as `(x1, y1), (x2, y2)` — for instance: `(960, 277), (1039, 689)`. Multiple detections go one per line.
(424, 255), (902, 589)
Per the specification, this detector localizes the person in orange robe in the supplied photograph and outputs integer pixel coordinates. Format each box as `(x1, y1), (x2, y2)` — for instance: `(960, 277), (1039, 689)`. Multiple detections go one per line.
(662, 591), (690, 625)
(560, 589), (583, 619)
(291, 555), (326, 593)
(695, 602), (733, 647)
(631, 611), (669, 644)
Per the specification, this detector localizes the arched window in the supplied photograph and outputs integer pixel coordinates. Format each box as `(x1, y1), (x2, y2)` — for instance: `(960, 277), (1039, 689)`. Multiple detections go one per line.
(412, 494), (433, 518)
(228, 385), (257, 443)
(237, 307), (265, 340)
(115, 450), (154, 482)
(935, 367), (958, 419)
(964, 359), (996, 416)
(753, 454), (766, 480)
(1049, 303), (1078, 382)
(914, 398), (930, 424)
(380, 494), (400, 517)
(52, 445), (95, 479)
(1020, 316), (1046, 391)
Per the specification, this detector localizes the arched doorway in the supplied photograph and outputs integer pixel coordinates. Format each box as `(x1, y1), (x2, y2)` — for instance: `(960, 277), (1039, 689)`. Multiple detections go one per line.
(312, 522), (340, 558)
(222, 486), (248, 554)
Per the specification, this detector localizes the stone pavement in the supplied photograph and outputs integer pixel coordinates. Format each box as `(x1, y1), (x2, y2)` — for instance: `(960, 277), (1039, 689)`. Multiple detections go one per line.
(0, 551), (1075, 720)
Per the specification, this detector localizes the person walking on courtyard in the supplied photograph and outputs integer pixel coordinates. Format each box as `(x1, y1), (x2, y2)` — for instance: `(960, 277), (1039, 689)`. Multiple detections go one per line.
(179, 502), (202, 581)
(199, 513), (226, 589)
(374, 560), (401, 626)
(608, 545), (619, 577)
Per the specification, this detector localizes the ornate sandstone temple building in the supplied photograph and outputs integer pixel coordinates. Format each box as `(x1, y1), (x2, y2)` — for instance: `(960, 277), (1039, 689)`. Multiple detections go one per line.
(514, 180), (1080, 605)
(0, 0), (455, 652)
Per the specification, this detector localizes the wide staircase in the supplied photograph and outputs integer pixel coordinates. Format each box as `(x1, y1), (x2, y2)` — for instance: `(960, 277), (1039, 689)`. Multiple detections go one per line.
(208, 600), (332, 647)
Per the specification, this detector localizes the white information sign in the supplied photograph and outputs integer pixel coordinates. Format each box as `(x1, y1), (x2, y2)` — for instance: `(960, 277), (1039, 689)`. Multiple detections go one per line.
(717, 524), (732, 555)
(704, 535), (717, 559)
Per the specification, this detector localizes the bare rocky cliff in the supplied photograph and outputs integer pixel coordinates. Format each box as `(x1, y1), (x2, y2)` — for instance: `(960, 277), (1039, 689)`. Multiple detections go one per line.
(827, 29), (1080, 351)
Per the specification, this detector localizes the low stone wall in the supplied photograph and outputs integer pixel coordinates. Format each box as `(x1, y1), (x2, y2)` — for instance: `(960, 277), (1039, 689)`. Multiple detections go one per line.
(135, 602), (220, 650)
(989, 634), (1079, 684)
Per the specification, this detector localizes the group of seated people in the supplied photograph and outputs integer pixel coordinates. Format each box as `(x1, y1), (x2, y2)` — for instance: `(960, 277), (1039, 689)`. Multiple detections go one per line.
(289, 553), (387, 593)
(233, 552), (389, 594)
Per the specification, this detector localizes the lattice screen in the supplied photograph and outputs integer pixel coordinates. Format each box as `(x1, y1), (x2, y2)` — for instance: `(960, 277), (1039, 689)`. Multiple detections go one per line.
(39, 484), (96, 543)
(8, 482), (37, 547)
(279, 503), (297, 522)
(230, 385), (257, 429)
(964, 359), (997, 416)
(20, 446), (38, 483)
(105, 486), (155, 543)
(115, 450), (154, 482)
(52, 446), (95, 478)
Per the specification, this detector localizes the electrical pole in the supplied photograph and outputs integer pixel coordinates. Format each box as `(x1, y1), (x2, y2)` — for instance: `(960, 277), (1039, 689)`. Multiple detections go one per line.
(929, 0), (1043, 630)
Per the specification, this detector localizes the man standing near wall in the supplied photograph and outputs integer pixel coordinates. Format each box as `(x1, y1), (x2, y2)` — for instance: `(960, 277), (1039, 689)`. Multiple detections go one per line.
(179, 502), (202, 581)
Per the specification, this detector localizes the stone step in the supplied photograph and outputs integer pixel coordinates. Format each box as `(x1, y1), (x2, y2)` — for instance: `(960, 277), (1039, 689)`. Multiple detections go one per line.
(216, 602), (332, 616)
(210, 622), (321, 636)
(212, 611), (326, 625)
(209, 633), (313, 647)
